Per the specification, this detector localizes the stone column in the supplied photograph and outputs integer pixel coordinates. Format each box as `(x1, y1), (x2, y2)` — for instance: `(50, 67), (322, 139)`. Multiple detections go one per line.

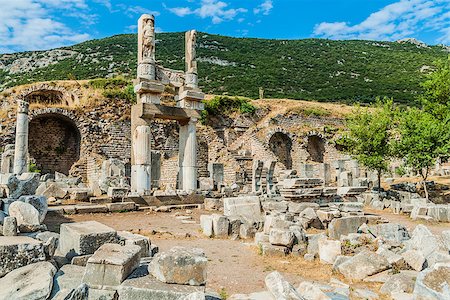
(13, 100), (29, 175)
(131, 125), (152, 195)
(179, 118), (198, 192)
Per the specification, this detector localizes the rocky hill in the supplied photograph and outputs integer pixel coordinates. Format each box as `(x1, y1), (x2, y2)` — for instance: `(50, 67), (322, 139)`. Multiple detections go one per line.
(1, 33), (448, 104)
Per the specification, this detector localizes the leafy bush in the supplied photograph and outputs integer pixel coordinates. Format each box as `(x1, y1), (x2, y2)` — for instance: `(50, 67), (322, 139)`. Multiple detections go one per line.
(201, 96), (256, 124)
(100, 83), (136, 103)
(28, 163), (41, 173)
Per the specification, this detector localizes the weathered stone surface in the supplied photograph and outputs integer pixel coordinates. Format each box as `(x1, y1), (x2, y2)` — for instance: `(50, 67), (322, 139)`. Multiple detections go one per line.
(62, 283), (89, 300)
(229, 291), (275, 300)
(406, 224), (442, 259)
(261, 242), (290, 257)
(306, 233), (327, 257)
(211, 214), (229, 238)
(337, 250), (390, 280)
(107, 202), (136, 212)
(204, 198), (222, 211)
(318, 238), (341, 264)
(200, 215), (213, 237)
(8, 201), (40, 226)
(0, 236), (46, 277)
(83, 243), (141, 288)
(50, 264), (85, 298)
(269, 229), (295, 248)
(35, 231), (60, 244)
(118, 231), (150, 258)
(119, 266), (205, 300)
(18, 195), (48, 223)
(19, 223), (48, 233)
(3, 216), (17, 236)
(376, 247), (403, 265)
(71, 255), (91, 266)
(380, 271), (417, 295)
(41, 182), (68, 199)
(413, 263), (450, 300)
(402, 250), (425, 271)
(288, 202), (319, 214)
(228, 216), (242, 238)
(223, 196), (261, 218)
(442, 230), (450, 252)
(6, 173), (40, 199)
(255, 232), (269, 245)
(329, 202), (363, 212)
(352, 288), (379, 300)
(328, 216), (368, 240)
(0, 261), (56, 300)
(369, 223), (410, 243)
(75, 204), (108, 214)
(149, 246), (207, 286)
(58, 221), (118, 259)
(297, 281), (330, 300)
(265, 271), (304, 300)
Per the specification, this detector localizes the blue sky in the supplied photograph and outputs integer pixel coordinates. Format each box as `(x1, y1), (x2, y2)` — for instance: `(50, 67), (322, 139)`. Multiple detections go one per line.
(1, 0), (449, 54)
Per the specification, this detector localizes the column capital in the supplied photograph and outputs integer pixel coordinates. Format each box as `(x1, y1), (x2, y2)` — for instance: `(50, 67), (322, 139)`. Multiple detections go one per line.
(17, 100), (29, 114)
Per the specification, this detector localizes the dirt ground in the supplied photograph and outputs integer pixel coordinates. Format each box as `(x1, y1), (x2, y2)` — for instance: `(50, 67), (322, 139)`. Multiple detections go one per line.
(44, 208), (448, 297)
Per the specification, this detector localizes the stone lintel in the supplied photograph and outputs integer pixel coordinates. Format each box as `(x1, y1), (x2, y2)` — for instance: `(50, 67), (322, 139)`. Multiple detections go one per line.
(134, 103), (201, 122)
(177, 90), (204, 102)
(134, 81), (164, 95)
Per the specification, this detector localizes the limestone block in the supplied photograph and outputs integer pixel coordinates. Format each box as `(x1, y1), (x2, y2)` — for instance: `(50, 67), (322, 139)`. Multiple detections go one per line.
(0, 261), (56, 300)
(71, 255), (92, 266)
(41, 182), (68, 199)
(318, 238), (342, 264)
(82, 243), (141, 288)
(107, 202), (136, 212)
(58, 221), (118, 259)
(75, 204), (108, 214)
(262, 200), (288, 213)
(255, 232), (269, 245)
(118, 265), (205, 300)
(223, 196), (261, 218)
(328, 216), (368, 240)
(211, 214), (229, 238)
(269, 229), (295, 248)
(18, 195), (48, 223)
(306, 233), (327, 257)
(118, 231), (151, 257)
(8, 201), (40, 226)
(239, 221), (256, 239)
(288, 202), (319, 214)
(2, 216), (17, 236)
(405, 224), (442, 259)
(427, 205), (449, 222)
(50, 264), (85, 299)
(329, 202), (363, 212)
(411, 205), (428, 220)
(351, 288), (379, 300)
(369, 223), (410, 243)
(413, 263), (450, 300)
(379, 271), (418, 295)
(200, 215), (213, 237)
(265, 271), (303, 300)
(337, 250), (390, 280)
(376, 247), (403, 265)
(297, 281), (330, 300)
(148, 246), (207, 286)
(204, 198), (222, 211)
(107, 187), (129, 200)
(6, 173), (40, 199)
(228, 216), (242, 238)
(316, 209), (341, 224)
(68, 189), (89, 201)
(402, 250), (425, 271)
(442, 230), (450, 252)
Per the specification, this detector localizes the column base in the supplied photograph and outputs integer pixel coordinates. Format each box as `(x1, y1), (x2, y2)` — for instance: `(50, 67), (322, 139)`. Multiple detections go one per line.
(131, 165), (151, 196)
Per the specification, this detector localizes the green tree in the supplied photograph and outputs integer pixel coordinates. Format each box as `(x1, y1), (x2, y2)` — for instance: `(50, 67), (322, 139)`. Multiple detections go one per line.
(394, 108), (450, 200)
(419, 56), (450, 118)
(341, 100), (395, 188)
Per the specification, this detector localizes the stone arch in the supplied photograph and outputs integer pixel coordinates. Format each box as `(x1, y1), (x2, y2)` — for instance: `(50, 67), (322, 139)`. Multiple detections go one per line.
(267, 129), (293, 169)
(18, 83), (80, 106)
(28, 109), (82, 175)
(305, 131), (326, 163)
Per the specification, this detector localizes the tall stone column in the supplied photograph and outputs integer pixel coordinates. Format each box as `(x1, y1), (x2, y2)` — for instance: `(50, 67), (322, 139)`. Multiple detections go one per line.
(131, 125), (152, 195)
(13, 100), (29, 175)
(179, 118), (198, 192)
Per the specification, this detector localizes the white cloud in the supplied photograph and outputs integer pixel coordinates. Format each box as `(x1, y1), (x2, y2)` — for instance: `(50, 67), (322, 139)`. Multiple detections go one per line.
(313, 0), (450, 44)
(0, 0), (91, 53)
(165, 0), (247, 24)
(254, 0), (273, 15)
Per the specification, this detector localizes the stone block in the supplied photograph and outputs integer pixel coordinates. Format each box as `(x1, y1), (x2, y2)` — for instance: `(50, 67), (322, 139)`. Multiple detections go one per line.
(50, 264), (85, 298)
(269, 229), (294, 248)
(211, 214), (229, 238)
(337, 250), (390, 280)
(107, 202), (136, 212)
(200, 215), (213, 237)
(6, 173), (40, 199)
(41, 182), (68, 199)
(369, 223), (410, 243)
(107, 187), (129, 200)
(228, 216), (242, 238)
(68, 189), (89, 201)
(118, 265), (205, 300)
(262, 200), (288, 213)
(82, 243), (141, 288)
(328, 216), (368, 240)
(306, 233), (327, 257)
(2, 216), (17, 236)
(223, 196), (261, 218)
(75, 204), (108, 214)
(402, 250), (425, 271)
(318, 238), (342, 264)
(239, 221), (256, 240)
(18, 195), (48, 223)
(71, 255), (92, 266)
(148, 246), (207, 286)
(0, 261), (56, 299)
(261, 242), (289, 256)
(413, 263), (450, 300)
(204, 198), (222, 211)
(118, 231), (151, 257)
(297, 281), (330, 300)
(427, 205), (449, 222)
(8, 201), (40, 226)
(380, 271), (417, 295)
(288, 202), (319, 214)
(58, 221), (118, 259)
(265, 271), (303, 300)
(255, 232), (269, 245)
(0, 236), (46, 277)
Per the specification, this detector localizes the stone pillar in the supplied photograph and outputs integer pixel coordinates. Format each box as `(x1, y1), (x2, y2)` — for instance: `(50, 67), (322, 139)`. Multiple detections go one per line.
(179, 118), (198, 192)
(266, 160), (276, 196)
(252, 160), (264, 194)
(320, 163), (331, 187)
(13, 100), (29, 175)
(131, 125), (152, 195)
(185, 30), (198, 89)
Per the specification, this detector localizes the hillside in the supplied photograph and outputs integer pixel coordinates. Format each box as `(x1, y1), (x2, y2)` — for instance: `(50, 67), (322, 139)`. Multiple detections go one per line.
(0, 33), (448, 104)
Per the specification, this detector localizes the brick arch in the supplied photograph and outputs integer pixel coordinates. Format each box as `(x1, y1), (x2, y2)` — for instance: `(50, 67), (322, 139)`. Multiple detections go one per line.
(18, 83), (80, 106)
(266, 128), (293, 169)
(28, 109), (82, 175)
(304, 131), (326, 163)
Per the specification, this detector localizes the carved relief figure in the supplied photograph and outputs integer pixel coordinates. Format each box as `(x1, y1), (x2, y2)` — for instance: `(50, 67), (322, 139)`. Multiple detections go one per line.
(142, 17), (155, 61)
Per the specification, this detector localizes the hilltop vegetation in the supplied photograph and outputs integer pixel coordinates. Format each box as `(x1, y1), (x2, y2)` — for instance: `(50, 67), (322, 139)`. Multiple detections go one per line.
(0, 33), (448, 104)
